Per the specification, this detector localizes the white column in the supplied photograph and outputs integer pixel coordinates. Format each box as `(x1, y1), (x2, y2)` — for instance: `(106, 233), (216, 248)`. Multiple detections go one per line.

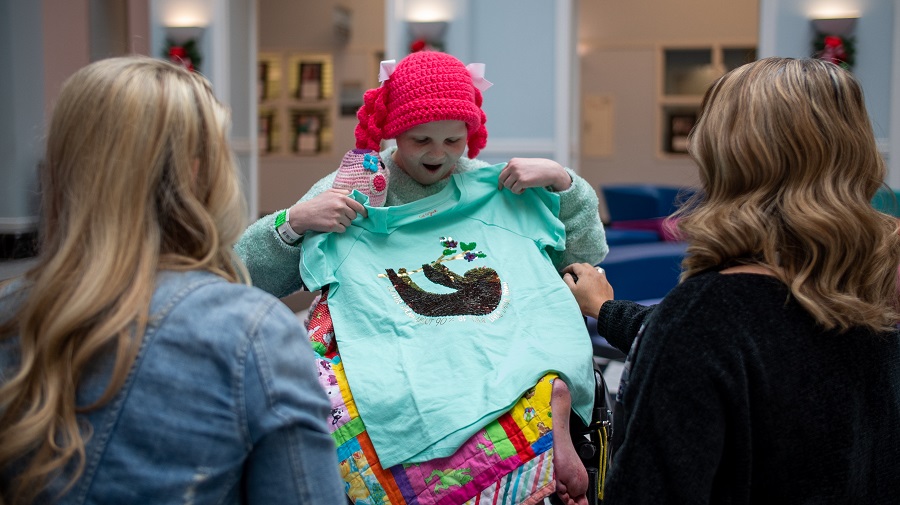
(554, 0), (574, 169)
(0, 0), (45, 235)
(889, 2), (900, 187)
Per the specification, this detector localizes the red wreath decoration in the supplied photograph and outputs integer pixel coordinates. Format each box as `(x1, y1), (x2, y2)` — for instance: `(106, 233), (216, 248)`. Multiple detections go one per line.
(410, 38), (428, 53)
(409, 38), (443, 53)
(813, 33), (855, 71)
(163, 38), (202, 72)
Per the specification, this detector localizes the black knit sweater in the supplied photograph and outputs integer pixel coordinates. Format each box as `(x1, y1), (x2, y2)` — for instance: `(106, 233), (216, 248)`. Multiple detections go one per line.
(596, 298), (654, 354)
(599, 270), (900, 504)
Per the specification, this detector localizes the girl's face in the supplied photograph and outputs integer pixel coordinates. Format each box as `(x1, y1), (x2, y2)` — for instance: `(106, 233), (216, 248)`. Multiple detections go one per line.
(393, 120), (468, 185)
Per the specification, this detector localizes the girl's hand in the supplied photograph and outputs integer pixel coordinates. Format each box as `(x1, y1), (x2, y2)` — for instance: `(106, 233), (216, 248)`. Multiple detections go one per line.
(498, 157), (571, 193)
(289, 188), (368, 234)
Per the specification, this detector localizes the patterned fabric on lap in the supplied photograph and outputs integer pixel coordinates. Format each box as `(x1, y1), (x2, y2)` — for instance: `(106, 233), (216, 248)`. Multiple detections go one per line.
(309, 288), (557, 505)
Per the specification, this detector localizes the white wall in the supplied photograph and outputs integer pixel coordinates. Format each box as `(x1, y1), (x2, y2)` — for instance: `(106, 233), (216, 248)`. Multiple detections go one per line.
(385, 0), (576, 167)
(256, 0), (386, 216)
(227, 0), (258, 219)
(0, 0), (94, 236)
(892, 0), (900, 187)
(576, 0), (760, 219)
(150, 0), (258, 218)
(0, 0), (45, 234)
(760, 0), (892, 141)
(760, 0), (896, 184)
(89, 0), (128, 60)
(0, 0), (257, 237)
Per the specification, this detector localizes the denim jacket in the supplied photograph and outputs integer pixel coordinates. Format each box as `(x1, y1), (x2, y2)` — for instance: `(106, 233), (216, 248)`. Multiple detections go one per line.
(0, 270), (345, 504)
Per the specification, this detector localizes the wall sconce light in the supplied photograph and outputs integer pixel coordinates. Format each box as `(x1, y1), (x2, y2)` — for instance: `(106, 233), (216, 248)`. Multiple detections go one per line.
(811, 16), (858, 71)
(811, 17), (857, 36)
(404, 0), (452, 53)
(407, 20), (448, 52)
(160, 1), (209, 72)
(334, 6), (352, 46)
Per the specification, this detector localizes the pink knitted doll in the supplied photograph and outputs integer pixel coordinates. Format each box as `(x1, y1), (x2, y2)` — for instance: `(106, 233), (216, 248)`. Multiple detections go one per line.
(332, 148), (389, 207)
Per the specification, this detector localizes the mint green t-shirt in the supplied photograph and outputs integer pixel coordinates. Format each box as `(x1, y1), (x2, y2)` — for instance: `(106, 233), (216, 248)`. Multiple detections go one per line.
(300, 163), (595, 468)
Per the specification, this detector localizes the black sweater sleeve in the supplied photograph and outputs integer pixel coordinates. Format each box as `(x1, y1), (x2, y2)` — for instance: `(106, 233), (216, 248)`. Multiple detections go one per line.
(596, 300), (656, 354)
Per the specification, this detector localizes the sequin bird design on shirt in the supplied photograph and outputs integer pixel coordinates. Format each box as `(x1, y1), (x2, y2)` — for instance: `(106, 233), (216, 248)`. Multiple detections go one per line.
(382, 236), (500, 317)
(332, 149), (389, 207)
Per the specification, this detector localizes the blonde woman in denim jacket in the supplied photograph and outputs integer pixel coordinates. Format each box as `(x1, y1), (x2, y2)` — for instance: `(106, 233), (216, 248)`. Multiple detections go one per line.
(0, 57), (344, 505)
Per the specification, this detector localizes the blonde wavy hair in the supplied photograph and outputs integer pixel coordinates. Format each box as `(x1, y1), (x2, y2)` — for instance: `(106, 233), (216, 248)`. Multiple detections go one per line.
(677, 57), (900, 332)
(0, 56), (249, 504)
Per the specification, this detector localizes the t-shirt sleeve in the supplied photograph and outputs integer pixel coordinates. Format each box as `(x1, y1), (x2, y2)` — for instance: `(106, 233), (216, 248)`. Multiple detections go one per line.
(299, 231), (337, 291)
(527, 186), (566, 252)
(466, 164), (566, 252)
(299, 193), (370, 291)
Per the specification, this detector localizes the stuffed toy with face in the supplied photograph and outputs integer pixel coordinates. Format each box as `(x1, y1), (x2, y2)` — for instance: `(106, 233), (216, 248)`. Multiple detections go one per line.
(333, 148), (389, 207)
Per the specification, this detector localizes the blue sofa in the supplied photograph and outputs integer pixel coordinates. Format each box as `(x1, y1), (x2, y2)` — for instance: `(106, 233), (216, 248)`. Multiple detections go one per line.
(588, 241), (688, 359)
(600, 184), (696, 243)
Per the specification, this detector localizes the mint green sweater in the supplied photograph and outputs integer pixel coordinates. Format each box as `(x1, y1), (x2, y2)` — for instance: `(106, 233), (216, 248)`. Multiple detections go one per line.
(235, 146), (608, 298)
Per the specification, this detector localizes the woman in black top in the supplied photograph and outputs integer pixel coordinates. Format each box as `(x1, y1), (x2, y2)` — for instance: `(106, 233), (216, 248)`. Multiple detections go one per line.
(564, 57), (900, 504)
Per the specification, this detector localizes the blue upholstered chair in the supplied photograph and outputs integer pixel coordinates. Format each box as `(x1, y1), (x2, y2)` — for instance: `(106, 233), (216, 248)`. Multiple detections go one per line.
(604, 229), (660, 246)
(588, 241), (688, 360)
(602, 184), (684, 221)
(872, 187), (900, 217)
(601, 184), (696, 242)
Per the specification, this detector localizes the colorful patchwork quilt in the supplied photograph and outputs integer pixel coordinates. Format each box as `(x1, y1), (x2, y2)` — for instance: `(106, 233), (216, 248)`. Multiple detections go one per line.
(308, 288), (558, 505)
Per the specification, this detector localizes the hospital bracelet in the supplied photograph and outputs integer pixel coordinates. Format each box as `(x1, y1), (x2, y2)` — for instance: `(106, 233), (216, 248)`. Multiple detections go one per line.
(274, 208), (303, 245)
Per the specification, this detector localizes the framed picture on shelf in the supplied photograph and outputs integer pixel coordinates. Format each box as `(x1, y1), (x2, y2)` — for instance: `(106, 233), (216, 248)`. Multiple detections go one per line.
(297, 62), (323, 100)
(258, 112), (274, 154)
(293, 112), (322, 154)
(667, 113), (697, 154)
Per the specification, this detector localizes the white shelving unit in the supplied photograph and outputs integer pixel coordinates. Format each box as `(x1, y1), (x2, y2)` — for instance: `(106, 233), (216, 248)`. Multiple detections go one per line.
(657, 44), (756, 157)
(258, 51), (335, 158)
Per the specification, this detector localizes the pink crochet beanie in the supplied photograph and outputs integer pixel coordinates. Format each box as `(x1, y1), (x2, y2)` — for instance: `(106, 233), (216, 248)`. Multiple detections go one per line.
(355, 51), (489, 158)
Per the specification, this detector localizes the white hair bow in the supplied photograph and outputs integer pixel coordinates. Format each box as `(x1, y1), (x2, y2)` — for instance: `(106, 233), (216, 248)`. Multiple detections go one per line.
(378, 60), (397, 83)
(466, 63), (493, 92)
(378, 58), (492, 92)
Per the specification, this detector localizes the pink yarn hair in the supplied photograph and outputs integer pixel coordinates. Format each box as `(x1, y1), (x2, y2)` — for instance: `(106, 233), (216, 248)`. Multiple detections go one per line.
(354, 51), (488, 158)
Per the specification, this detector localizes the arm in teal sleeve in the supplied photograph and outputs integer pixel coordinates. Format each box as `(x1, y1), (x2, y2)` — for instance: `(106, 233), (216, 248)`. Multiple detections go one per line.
(297, 171), (338, 203)
(547, 168), (609, 269)
(234, 171), (338, 298)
